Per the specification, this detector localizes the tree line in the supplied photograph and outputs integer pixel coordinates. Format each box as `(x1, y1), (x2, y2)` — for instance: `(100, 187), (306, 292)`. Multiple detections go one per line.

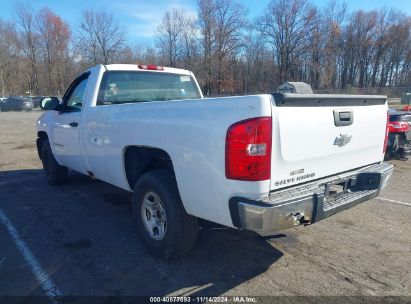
(0, 0), (410, 97)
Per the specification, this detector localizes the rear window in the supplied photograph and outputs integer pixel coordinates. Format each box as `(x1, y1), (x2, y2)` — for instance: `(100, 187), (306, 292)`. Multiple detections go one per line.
(97, 71), (201, 105)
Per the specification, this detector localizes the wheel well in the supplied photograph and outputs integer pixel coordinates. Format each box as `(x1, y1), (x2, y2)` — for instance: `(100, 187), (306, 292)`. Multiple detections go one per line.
(124, 146), (175, 189)
(36, 131), (48, 160)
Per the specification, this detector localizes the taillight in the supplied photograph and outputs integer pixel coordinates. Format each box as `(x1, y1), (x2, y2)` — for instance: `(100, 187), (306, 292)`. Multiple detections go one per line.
(383, 113), (389, 153)
(388, 121), (410, 133)
(138, 64), (164, 71)
(225, 117), (272, 181)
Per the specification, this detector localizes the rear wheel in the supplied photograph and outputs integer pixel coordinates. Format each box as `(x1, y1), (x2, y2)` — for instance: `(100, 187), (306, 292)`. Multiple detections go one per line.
(132, 170), (198, 259)
(41, 139), (68, 185)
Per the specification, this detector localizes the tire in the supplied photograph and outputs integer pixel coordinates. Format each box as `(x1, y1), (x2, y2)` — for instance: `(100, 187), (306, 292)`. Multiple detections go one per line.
(132, 169), (198, 259)
(41, 139), (68, 185)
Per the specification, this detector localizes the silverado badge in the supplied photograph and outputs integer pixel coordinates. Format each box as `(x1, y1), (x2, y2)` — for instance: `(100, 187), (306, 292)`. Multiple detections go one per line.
(334, 134), (352, 147)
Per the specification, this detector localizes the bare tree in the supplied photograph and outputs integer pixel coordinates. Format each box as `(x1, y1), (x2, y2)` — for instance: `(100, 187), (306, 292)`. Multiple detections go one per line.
(213, 0), (247, 93)
(0, 20), (19, 96)
(77, 9), (126, 65)
(306, 8), (322, 88)
(156, 8), (183, 67)
(36, 8), (71, 94)
(256, 0), (317, 84)
(156, 8), (199, 71)
(0, 2), (410, 98)
(198, 0), (216, 95)
(177, 11), (198, 70)
(15, 3), (40, 95)
(322, 0), (346, 89)
(241, 31), (275, 93)
(385, 14), (411, 86)
(369, 9), (390, 87)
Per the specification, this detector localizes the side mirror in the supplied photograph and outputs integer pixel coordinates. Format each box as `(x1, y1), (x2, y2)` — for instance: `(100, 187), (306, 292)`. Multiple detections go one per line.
(40, 97), (60, 111)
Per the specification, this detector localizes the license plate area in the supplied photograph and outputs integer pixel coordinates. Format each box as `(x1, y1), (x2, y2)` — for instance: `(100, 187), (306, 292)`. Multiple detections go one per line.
(324, 178), (356, 200)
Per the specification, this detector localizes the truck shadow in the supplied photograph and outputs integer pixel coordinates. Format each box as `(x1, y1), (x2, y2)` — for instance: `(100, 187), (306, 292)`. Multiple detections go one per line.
(0, 169), (284, 297)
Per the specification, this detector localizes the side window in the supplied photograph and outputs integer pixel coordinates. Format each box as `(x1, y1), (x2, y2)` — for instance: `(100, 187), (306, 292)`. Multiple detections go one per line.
(65, 76), (89, 112)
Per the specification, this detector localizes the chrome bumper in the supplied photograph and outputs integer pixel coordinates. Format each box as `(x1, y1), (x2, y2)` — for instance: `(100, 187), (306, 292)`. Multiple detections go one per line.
(229, 162), (394, 233)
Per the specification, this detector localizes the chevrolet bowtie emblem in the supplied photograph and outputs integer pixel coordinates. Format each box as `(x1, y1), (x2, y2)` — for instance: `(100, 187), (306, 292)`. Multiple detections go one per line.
(334, 134), (352, 147)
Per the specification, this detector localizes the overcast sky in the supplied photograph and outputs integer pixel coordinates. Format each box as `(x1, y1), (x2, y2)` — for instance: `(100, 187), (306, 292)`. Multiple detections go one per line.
(1, 0), (410, 45)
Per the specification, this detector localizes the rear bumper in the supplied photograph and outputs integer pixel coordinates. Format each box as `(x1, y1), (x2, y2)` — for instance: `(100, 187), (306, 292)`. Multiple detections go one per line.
(229, 162), (394, 233)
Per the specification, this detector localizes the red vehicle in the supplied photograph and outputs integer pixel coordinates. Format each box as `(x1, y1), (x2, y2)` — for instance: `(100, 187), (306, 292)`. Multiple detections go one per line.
(385, 110), (411, 160)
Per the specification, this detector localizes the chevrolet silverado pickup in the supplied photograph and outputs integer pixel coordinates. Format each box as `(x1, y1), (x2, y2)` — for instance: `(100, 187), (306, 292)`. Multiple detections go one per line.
(36, 64), (394, 258)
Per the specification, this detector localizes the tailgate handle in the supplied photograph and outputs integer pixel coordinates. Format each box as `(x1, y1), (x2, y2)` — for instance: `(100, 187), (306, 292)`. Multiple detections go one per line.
(334, 109), (353, 126)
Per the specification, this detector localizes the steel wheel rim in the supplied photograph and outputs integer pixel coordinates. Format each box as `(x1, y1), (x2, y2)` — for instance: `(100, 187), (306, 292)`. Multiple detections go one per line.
(141, 191), (167, 240)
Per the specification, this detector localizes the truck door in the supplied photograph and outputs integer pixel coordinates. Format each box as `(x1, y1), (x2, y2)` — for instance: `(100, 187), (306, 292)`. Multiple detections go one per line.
(52, 73), (89, 174)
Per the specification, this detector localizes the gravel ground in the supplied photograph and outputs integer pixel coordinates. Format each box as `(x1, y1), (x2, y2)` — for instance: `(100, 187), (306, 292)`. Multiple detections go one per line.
(0, 110), (410, 302)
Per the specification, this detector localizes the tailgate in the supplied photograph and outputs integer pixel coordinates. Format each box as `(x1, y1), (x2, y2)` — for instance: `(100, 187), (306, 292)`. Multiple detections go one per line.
(270, 93), (387, 191)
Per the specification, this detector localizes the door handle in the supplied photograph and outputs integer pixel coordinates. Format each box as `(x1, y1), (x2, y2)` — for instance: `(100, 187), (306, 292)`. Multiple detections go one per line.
(69, 122), (78, 128)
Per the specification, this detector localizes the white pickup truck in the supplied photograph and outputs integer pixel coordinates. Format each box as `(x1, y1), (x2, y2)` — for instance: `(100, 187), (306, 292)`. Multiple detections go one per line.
(37, 64), (393, 258)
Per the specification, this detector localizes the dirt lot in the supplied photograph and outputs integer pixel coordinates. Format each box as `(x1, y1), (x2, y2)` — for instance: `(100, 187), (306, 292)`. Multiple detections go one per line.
(0, 110), (410, 301)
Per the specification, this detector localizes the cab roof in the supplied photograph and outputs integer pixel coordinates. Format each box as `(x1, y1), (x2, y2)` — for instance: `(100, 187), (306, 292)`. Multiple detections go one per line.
(103, 64), (192, 76)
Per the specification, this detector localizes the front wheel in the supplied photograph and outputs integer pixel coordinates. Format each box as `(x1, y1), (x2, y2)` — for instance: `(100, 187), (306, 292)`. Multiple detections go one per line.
(41, 139), (68, 185)
(132, 170), (198, 259)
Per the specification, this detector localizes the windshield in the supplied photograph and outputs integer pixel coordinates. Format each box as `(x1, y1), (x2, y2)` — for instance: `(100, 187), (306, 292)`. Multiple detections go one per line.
(389, 114), (411, 123)
(97, 71), (201, 105)
(389, 115), (402, 122)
